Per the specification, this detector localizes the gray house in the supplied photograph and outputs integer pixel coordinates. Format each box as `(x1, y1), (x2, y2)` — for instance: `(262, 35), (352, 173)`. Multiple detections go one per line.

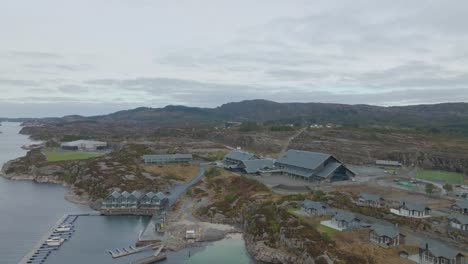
(395, 201), (431, 218)
(419, 241), (465, 264)
(358, 192), (384, 207)
(301, 199), (328, 217)
(451, 200), (468, 214)
(238, 159), (275, 174)
(223, 150), (257, 166)
(140, 192), (168, 208)
(447, 214), (468, 232)
(369, 224), (405, 247)
(331, 212), (359, 230)
(275, 150), (355, 182)
(102, 191), (121, 208)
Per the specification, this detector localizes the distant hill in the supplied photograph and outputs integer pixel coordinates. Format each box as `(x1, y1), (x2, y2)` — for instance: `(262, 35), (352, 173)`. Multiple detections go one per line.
(34, 100), (468, 135)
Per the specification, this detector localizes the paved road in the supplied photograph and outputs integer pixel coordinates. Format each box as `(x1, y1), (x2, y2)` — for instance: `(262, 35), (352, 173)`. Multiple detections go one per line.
(168, 163), (206, 206)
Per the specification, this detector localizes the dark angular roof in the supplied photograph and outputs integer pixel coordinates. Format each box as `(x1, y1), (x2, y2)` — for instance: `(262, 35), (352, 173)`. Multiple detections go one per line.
(121, 191), (131, 198)
(333, 211), (357, 222)
(285, 167), (314, 178)
(155, 192), (166, 200)
(302, 199), (327, 210)
(370, 224), (400, 238)
(276, 150), (331, 170)
(400, 201), (430, 212)
(131, 191), (143, 199)
(454, 200), (468, 209)
(359, 192), (383, 202)
(315, 162), (342, 178)
(144, 191), (156, 199)
(241, 159), (275, 173)
(447, 213), (468, 225)
(110, 191), (121, 199)
(224, 150), (256, 162)
(421, 240), (464, 259)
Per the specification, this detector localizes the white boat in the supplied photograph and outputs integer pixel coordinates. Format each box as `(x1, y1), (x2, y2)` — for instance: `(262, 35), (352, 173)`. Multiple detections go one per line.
(46, 238), (65, 244)
(46, 240), (62, 247)
(55, 227), (71, 232)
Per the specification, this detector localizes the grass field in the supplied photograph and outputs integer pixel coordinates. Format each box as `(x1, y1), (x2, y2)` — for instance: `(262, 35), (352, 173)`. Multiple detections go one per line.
(45, 151), (102, 161)
(416, 169), (464, 184)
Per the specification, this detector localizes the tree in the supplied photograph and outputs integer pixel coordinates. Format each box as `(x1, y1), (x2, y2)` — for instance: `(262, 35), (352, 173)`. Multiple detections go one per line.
(425, 183), (434, 195)
(443, 183), (453, 194)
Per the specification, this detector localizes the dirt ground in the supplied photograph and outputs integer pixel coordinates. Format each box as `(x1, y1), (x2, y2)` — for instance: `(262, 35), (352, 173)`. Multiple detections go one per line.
(334, 230), (417, 264)
(143, 164), (200, 182)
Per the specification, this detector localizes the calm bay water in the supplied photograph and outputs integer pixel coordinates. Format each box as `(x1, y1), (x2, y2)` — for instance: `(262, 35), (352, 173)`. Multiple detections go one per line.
(0, 122), (253, 264)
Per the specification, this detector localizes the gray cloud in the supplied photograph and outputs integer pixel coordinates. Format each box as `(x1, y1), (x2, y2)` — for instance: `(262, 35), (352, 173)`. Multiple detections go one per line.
(0, 79), (39, 86)
(4, 51), (61, 59)
(24, 63), (91, 72)
(58, 85), (88, 94)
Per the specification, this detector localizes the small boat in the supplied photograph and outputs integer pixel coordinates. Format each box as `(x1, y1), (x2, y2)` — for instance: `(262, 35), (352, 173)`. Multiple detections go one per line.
(55, 227), (71, 232)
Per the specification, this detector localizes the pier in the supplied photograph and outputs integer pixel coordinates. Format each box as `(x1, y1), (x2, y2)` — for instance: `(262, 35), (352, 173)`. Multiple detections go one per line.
(18, 212), (100, 264)
(108, 244), (155, 258)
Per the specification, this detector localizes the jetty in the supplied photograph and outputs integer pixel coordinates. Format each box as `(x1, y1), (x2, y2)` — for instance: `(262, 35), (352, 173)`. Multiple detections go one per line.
(131, 245), (166, 264)
(108, 244), (155, 258)
(18, 212), (100, 264)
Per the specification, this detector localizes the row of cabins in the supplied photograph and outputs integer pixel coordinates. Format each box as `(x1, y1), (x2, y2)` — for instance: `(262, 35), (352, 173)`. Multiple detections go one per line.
(301, 199), (466, 263)
(143, 154), (193, 164)
(224, 149), (356, 183)
(102, 191), (168, 209)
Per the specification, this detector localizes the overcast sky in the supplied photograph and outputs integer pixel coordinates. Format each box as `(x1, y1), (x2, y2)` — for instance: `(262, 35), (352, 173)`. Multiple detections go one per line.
(1, 0), (468, 117)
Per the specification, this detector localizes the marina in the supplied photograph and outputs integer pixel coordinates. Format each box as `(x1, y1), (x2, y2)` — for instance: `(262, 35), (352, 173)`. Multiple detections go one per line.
(18, 213), (99, 264)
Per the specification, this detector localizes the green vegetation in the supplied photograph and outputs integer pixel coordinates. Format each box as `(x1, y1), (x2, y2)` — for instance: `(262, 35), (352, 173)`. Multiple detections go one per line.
(416, 169), (464, 184)
(425, 183), (434, 195)
(44, 151), (102, 161)
(204, 167), (222, 178)
(443, 183), (453, 193)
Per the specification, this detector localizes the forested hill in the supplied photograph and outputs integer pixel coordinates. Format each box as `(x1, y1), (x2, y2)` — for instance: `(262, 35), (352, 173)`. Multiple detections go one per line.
(29, 100), (468, 135)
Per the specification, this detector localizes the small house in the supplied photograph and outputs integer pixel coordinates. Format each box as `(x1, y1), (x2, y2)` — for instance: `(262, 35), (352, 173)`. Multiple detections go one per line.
(369, 224), (405, 247)
(301, 199), (328, 217)
(102, 191), (121, 208)
(451, 200), (468, 214)
(447, 214), (468, 232)
(358, 192), (384, 207)
(394, 201), (431, 218)
(128, 191), (143, 208)
(223, 150), (257, 166)
(419, 241), (465, 264)
(331, 212), (359, 230)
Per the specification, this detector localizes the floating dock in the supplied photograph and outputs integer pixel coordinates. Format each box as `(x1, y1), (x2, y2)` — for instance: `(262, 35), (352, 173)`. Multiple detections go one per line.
(18, 212), (100, 264)
(108, 244), (155, 258)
